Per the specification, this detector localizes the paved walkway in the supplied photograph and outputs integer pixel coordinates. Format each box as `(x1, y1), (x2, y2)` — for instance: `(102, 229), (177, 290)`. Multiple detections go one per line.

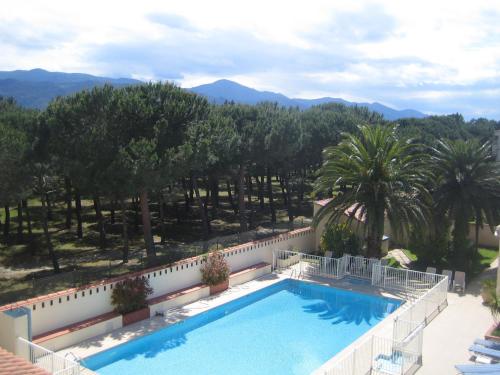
(388, 249), (412, 268)
(418, 260), (497, 374)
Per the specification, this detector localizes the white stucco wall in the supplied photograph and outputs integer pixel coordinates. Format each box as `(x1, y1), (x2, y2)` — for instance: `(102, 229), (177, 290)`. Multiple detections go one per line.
(0, 227), (315, 338)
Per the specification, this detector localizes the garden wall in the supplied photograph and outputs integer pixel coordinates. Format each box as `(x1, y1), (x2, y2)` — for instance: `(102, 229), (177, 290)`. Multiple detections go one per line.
(0, 227), (315, 338)
(467, 223), (499, 248)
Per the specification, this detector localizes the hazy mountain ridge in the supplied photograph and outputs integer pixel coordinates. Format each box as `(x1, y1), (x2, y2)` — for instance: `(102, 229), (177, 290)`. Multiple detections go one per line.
(190, 79), (427, 120)
(0, 69), (427, 119)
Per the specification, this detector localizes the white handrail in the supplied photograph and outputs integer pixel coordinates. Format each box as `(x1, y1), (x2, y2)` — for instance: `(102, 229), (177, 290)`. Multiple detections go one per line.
(17, 337), (80, 375)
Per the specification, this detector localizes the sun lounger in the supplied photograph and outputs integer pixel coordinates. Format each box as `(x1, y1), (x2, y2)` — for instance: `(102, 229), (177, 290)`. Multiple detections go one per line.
(455, 363), (500, 374)
(454, 271), (466, 292)
(442, 269), (453, 290)
(475, 339), (500, 351)
(426, 266), (437, 274)
(470, 344), (500, 360)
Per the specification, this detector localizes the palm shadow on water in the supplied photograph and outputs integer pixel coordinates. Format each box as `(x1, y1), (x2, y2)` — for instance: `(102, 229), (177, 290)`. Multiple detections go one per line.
(288, 281), (398, 326)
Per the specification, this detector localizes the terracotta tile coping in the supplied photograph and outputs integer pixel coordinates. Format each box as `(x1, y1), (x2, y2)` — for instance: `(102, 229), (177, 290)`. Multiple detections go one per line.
(0, 227), (311, 312)
(31, 262), (270, 342)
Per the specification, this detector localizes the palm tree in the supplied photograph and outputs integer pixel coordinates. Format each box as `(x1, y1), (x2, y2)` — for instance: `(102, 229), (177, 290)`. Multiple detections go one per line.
(431, 139), (500, 269)
(314, 125), (431, 258)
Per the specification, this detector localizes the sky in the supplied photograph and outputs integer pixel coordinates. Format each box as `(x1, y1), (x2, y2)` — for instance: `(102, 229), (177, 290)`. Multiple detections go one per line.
(2, 0), (500, 119)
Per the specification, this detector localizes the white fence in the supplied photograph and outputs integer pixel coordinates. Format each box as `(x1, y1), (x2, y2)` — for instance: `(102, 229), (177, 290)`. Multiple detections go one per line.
(325, 325), (424, 375)
(17, 337), (80, 375)
(273, 251), (381, 280)
(273, 250), (448, 375)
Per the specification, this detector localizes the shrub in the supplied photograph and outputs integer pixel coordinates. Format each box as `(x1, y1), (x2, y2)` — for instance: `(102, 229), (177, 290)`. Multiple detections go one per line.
(111, 277), (153, 314)
(200, 250), (230, 286)
(320, 222), (360, 257)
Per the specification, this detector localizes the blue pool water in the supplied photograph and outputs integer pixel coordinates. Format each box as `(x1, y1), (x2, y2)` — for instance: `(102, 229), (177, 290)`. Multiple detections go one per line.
(85, 279), (400, 375)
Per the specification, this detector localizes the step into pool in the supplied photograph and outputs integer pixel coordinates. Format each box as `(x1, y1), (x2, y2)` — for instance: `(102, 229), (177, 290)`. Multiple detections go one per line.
(84, 279), (401, 375)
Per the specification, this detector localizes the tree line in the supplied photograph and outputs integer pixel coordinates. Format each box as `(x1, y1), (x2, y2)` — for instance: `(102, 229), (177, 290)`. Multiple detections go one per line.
(0, 82), (498, 273)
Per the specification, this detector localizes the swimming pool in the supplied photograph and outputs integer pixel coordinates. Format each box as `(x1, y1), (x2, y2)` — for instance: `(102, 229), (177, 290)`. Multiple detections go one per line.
(85, 279), (401, 375)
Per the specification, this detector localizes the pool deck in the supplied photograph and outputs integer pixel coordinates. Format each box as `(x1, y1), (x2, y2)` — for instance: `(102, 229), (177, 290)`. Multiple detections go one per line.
(59, 268), (404, 374)
(417, 261), (497, 375)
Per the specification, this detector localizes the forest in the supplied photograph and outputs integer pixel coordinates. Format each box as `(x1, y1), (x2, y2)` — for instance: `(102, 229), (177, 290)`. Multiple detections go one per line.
(0, 82), (498, 303)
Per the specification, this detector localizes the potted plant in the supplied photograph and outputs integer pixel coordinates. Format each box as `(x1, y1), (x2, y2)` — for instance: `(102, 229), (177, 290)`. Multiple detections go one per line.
(201, 250), (230, 295)
(485, 294), (500, 342)
(111, 277), (153, 326)
(481, 279), (496, 305)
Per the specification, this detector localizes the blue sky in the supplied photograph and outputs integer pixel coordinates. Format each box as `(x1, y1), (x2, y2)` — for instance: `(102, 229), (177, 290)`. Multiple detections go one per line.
(2, 0), (500, 119)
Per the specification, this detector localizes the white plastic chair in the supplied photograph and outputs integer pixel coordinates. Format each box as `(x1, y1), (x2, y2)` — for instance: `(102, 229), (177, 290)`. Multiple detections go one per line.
(454, 271), (466, 292)
(442, 269), (453, 290)
(426, 266), (437, 274)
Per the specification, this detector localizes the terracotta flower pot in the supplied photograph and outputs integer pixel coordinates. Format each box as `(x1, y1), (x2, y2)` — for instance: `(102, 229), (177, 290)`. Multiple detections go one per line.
(485, 323), (500, 342)
(209, 279), (229, 295)
(122, 306), (150, 326)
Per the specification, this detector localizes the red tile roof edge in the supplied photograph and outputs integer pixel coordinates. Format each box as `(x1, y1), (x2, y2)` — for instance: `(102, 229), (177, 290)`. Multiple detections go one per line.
(0, 227), (312, 312)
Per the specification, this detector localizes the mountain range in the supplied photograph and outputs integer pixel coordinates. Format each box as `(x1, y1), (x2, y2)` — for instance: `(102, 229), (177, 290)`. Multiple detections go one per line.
(0, 69), (427, 120)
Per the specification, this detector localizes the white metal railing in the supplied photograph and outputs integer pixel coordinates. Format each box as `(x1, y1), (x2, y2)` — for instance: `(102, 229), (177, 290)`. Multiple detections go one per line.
(273, 251), (381, 280)
(324, 325), (424, 375)
(17, 337), (80, 375)
(272, 250), (447, 375)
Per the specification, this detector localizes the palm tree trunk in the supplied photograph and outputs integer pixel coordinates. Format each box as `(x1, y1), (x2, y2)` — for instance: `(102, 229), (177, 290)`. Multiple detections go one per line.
(120, 197), (129, 263)
(140, 189), (156, 258)
(64, 177), (72, 229)
(74, 189), (83, 239)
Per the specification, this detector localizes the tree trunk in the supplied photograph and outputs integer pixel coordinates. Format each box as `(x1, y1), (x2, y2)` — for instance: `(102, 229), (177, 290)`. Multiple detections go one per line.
(17, 201), (23, 242)
(159, 192), (166, 244)
(120, 197), (129, 263)
(93, 195), (106, 249)
(266, 168), (276, 223)
(188, 177), (194, 204)
(140, 189), (156, 258)
(181, 179), (190, 211)
(3, 205), (10, 239)
(238, 164), (247, 232)
(64, 177), (72, 229)
(279, 177), (288, 206)
(40, 193), (60, 273)
(365, 206), (385, 258)
(211, 177), (219, 208)
(284, 174), (293, 223)
(23, 200), (32, 236)
(256, 175), (265, 210)
(453, 210), (470, 270)
(192, 176), (210, 239)
(246, 175), (253, 228)
(133, 196), (140, 233)
(226, 180), (238, 215)
(110, 200), (116, 225)
(46, 193), (53, 220)
(74, 189), (83, 239)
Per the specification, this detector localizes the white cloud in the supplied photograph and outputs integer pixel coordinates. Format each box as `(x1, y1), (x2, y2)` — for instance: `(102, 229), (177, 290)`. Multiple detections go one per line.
(2, 0), (500, 118)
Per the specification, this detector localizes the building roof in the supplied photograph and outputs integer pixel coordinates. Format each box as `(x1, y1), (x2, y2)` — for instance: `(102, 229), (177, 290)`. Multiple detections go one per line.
(0, 347), (50, 375)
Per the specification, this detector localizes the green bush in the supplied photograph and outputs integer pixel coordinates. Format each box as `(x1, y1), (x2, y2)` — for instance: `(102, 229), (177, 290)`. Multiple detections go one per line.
(111, 277), (153, 314)
(200, 250), (230, 286)
(320, 222), (360, 257)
